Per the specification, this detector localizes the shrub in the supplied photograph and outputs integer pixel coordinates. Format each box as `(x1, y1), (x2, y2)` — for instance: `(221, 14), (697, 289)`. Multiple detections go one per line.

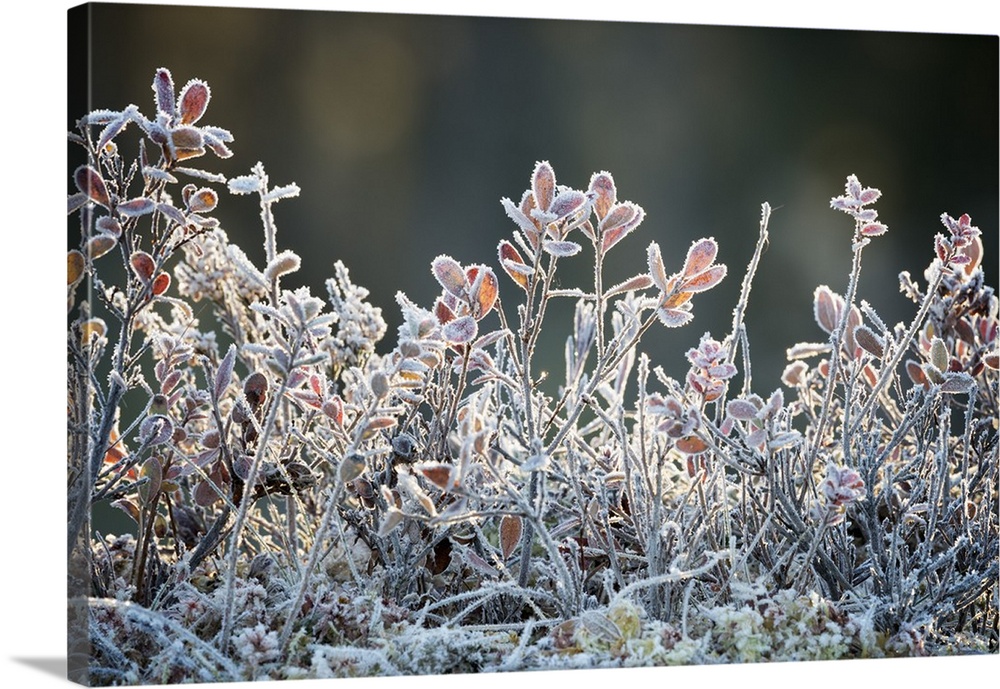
(67, 68), (998, 685)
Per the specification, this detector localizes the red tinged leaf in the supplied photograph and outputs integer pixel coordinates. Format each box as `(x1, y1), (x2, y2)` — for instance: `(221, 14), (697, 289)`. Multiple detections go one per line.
(418, 462), (454, 490)
(130, 251), (155, 282)
(600, 203), (644, 253)
(498, 240), (530, 290)
(177, 79), (211, 125)
(906, 360), (929, 388)
(604, 273), (654, 298)
(435, 297), (456, 325)
(532, 161), (555, 212)
(243, 371), (268, 410)
(683, 238), (718, 277)
(322, 395), (344, 424)
(151, 272), (171, 296)
(588, 171), (616, 220)
(432, 255), (467, 298)
(680, 264), (727, 293)
(676, 435), (708, 454)
(74, 165), (110, 208)
(861, 222), (888, 237)
(813, 285), (843, 335)
(467, 266), (498, 319)
(499, 514), (522, 560)
(598, 202), (637, 236)
(111, 498), (141, 524)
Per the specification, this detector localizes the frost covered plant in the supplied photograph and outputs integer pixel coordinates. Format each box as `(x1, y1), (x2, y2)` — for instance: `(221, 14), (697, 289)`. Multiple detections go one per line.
(69, 70), (997, 686)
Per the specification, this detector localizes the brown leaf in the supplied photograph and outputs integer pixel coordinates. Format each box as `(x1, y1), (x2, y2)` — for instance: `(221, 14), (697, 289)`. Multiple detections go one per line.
(130, 251), (155, 282)
(417, 462), (454, 490)
(67, 250), (85, 286)
(74, 165), (110, 208)
(499, 514), (522, 560)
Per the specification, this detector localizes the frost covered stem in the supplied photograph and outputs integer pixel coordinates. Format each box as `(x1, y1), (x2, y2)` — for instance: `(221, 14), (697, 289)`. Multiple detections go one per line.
(219, 350), (297, 652)
(727, 203), (771, 365)
(806, 225), (865, 473)
(278, 481), (346, 652)
(848, 262), (946, 437)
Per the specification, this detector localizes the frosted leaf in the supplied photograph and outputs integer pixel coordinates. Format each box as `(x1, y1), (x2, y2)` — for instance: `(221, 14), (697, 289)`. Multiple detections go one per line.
(263, 250), (301, 282)
(498, 239), (531, 290)
(647, 242), (668, 293)
(228, 173), (262, 195)
(499, 515), (522, 560)
(152, 68), (175, 116)
(813, 285), (843, 334)
(939, 372), (975, 394)
(142, 166), (178, 183)
(443, 315), (477, 344)
(588, 171), (616, 220)
(432, 255), (467, 298)
(501, 197), (540, 246)
(74, 165), (110, 208)
(262, 183), (301, 203)
(853, 325), (884, 358)
(680, 265), (727, 293)
(97, 113), (130, 151)
(214, 344), (236, 402)
(601, 204), (644, 253)
(80, 108), (120, 126)
(656, 306), (693, 328)
(117, 197), (156, 217)
(547, 189), (588, 221)
(172, 167), (225, 183)
(87, 235), (117, 260)
(177, 79), (210, 125)
(727, 399), (758, 421)
(861, 222), (888, 237)
(67, 193), (87, 214)
(202, 128), (235, 158)
(67, 250), (85, 286)
(532, 160), (556, 212)
(130, 251), (155, 282)
(157, 202), (186, 226)
(186, 188), (218, 213)
(467, 266), (498, 319)
(604, 273), (654, 298)
(543, 240), (582, 257)
(683, 237), (718, 277)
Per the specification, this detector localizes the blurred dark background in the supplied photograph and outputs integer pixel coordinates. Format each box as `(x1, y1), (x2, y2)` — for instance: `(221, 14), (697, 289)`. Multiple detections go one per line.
(71, 3), (998, 391)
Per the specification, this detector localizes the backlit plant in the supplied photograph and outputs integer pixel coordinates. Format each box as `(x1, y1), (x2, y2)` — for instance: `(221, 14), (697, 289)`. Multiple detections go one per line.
(67, 69), (997, 686)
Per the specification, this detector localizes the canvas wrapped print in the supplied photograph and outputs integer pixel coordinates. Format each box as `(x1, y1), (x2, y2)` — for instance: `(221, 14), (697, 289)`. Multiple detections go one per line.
(66, 3), (998, 686)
